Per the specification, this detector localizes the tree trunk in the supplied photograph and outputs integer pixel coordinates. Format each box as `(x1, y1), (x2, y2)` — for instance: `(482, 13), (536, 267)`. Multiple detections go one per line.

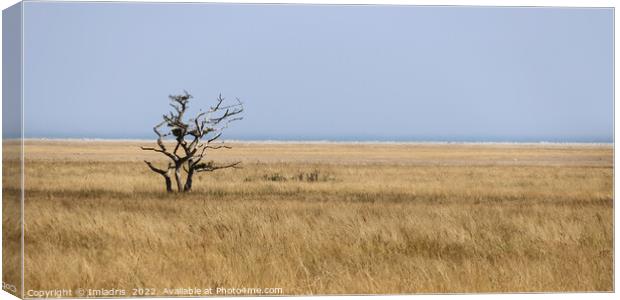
(184, 168), (195, 192)
(163, 175), (173, 192)
(174, 168), (183, 192)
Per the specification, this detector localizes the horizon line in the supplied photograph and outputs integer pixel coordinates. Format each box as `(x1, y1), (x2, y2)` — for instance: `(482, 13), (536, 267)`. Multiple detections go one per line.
(12, 137), (615, 146)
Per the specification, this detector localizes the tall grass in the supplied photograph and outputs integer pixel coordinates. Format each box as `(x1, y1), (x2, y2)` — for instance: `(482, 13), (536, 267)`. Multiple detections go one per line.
(3, 141), (613, 295)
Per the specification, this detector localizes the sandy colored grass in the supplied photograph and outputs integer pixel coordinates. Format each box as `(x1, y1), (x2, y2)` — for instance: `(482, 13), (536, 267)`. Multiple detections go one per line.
(3, 141), (614, 295)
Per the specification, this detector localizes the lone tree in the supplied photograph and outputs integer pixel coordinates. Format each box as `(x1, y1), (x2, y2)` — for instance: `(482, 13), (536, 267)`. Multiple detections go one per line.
(141, 91), (244, 192)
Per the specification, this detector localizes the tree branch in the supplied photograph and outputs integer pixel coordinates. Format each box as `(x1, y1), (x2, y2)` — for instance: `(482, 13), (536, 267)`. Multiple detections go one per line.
(194, 161), (241, 173)
(144, 160), (172, 175)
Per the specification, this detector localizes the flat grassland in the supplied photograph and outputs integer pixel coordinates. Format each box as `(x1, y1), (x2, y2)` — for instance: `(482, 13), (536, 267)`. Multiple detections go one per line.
(3, 141), (614, 295)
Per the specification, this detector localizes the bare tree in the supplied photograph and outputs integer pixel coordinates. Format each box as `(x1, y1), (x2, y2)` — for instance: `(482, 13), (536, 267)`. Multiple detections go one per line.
(141, 91), (243, 192)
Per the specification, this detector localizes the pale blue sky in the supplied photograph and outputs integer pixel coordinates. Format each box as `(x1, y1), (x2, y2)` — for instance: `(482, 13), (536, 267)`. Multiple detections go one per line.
(20, 2), (613, 141)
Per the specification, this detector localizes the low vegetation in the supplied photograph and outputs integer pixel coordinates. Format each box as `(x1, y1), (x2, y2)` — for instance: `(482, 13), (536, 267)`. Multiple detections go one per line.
(3, 141), (613, 295)
(253, 170), (336, 183)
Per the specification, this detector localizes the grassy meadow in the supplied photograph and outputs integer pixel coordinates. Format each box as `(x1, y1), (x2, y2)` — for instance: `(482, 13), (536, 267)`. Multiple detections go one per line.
(3, 140), (614, 295)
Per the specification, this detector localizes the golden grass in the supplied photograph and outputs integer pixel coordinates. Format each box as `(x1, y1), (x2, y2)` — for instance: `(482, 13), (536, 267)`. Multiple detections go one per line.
(3, 141), (614, 295)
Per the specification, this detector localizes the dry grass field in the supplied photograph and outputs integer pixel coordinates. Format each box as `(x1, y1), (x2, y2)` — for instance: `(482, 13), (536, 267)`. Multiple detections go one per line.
(3, 140), (614, 295)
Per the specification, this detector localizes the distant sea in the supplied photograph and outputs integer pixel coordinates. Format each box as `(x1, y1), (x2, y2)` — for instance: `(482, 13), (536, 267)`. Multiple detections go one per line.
(19, 137), (614, 146)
